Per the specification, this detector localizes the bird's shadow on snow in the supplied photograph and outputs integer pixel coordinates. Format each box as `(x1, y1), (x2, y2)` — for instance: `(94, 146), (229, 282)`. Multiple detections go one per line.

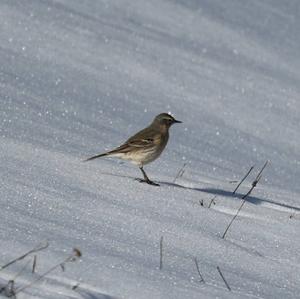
(159, 181), (300, 212)
(100, 172), (300, 212)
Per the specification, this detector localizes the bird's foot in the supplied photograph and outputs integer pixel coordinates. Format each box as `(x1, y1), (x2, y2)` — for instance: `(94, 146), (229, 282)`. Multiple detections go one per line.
(136, 178), (160, 186)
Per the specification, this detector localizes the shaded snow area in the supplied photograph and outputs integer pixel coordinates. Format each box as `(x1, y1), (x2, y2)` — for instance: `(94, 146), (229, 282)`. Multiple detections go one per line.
(1, 0), (300, 298)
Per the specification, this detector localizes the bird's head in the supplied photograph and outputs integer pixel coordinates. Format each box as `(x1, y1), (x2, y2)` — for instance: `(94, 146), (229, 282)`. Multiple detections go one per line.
(152, 113), (182, 129)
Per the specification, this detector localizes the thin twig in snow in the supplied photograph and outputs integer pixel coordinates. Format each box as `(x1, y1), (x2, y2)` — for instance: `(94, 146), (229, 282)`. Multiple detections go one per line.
(242, 161), (269, 199)
(0, 260), (30, 298)
(15, 248), (81, 295)
(222, 161), (269, 239)
(217, 266), (231, 291)
(173, 163), (187, 183)
(193, 258), (205, 283)
(32, 255), (37, 274)
(232, 165), (255, 194)
(208, 196), (217, 208)
(222, 200), (246, 239)
(289, 211), (297, 219)
(0, 280), (16, 298)
(0, 241), (49, 271)
(159, 236), (163, 270)
(72, 283), (80, 290)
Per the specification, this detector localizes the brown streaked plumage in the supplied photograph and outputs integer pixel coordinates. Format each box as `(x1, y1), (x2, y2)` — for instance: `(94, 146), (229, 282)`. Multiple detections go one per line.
(84, 113), (182, 186)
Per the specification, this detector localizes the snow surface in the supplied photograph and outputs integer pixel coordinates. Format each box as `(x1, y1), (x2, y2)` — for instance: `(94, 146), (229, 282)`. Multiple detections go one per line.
(1, 0), (300, 298)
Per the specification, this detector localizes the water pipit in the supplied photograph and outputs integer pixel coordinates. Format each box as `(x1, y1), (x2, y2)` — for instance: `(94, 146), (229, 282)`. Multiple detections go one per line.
(85, 113), (182, 186)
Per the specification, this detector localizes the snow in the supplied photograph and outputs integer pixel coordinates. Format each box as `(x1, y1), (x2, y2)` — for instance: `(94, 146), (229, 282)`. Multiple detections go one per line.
(1, 0), (300, 298)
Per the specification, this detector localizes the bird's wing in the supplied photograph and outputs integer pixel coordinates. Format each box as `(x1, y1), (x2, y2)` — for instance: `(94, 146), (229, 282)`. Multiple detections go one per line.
(126, 127), (159, 147)
(85, 127), (160, 159)
(108, 137), (155, 154)
(109, 128), (158, 154)
(127, 138), (155, 148)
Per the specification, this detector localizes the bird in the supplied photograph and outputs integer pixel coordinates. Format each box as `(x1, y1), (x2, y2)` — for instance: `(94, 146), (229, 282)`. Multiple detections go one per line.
(84, 113), (182, 186)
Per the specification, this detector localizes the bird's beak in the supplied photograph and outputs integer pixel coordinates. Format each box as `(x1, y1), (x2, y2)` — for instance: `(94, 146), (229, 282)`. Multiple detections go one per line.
(173, 119), (182, 123)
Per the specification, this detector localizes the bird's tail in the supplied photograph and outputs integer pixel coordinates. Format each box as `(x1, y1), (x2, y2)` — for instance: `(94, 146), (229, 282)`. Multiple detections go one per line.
(83, 152), (108, 162)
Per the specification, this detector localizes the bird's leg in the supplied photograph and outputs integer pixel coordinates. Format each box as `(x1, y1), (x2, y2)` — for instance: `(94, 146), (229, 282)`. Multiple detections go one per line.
(138, 167), (160, 186)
